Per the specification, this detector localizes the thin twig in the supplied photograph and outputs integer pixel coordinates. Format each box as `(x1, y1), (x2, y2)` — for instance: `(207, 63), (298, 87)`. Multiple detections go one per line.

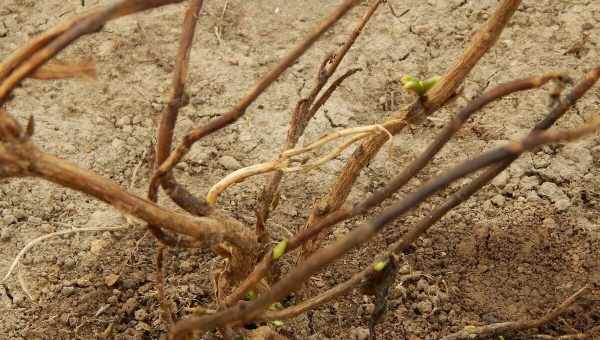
(207, 122), (397, 205)
(441, 286), (590, 340)
(156, 244), (174, 327)
(1, 226), (128, 283)
(254, 0), (382, 235)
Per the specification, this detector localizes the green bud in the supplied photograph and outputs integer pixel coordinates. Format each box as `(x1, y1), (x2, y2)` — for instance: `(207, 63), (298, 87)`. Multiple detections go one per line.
(422, 75), (442, 91)
(272, 239), (288, 260)
(373, 261), (388, 272)
(269, 302), (284, 310)
(244, 290), (257, 301)
(402, 80), (425, 95)
(400, 75), (419, 84)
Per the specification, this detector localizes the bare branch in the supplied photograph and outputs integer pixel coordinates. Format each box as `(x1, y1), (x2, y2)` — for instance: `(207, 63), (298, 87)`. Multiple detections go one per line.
(223, 72), (565, 308)
(156, 244), (175, 327)
(441, 286), (590, 340)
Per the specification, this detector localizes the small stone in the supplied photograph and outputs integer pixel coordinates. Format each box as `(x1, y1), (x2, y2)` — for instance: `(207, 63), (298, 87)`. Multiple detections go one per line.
(121, 279), (138, 289)
(105, 273), (120, 287)
(537, 182), (571, 211)
(0, 229), (10, 241)
(180, 260), (194, 273)
(350, 327), (370, 340)
(555, 198), (571, 211)
(135, 321), (152, 332)
(526, 190), (541, 202)
(134, 308), (147, 321)
(438, 291), (449, 303)
(520, 176), (540, 191)
(187, 146), (215, 165)
(218, 155), (242, 170)
(13, 209), (26, 219)
(415, 300), (433, 314)
(38, 223), (54, 233)
(3, 214), (16, 225)
(115, 116), (130, 127)
(61, 286), (75, 297)
(63, 257), (76, 270)
(111, 138), (125, 150)
(491, 194), (506, 207)
(90, 239), (109, 255)
(122, 297), (138, 315)
(392, 284), (407, 299)
(27, 216), (42, 225)
(491, 171), (509, 188)
(398, 264), (411, 274)
(416, 278), (429, 292)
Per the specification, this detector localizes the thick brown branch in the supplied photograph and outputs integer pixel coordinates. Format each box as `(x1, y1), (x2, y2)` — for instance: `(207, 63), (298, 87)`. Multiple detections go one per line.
(147, 0), (209, 246)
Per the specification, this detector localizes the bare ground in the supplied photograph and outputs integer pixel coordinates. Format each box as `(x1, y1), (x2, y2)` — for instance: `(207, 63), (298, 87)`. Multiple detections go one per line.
(1, 0), (600, 339)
